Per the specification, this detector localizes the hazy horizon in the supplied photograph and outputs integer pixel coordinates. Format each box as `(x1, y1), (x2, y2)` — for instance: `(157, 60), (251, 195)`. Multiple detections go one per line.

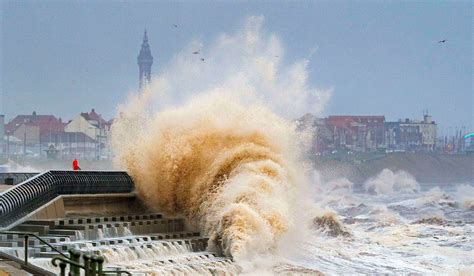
(1, 1), (472, 133)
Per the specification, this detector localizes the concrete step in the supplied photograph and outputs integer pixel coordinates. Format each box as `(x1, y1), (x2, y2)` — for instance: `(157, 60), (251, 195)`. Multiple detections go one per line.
(47, 229), (78, 239)
(0, 236), (71, 247)
(10, 225), (50, 236)
(0, 211), (213, 275)
(72, 218), (186, 240)
(0, 232), (40, 241)
(33, 252), (64, 259)
(34, 236), (209, 256)
(36, 234), (204, 248)
(20, 220), (56, 228)
(0, 240), (40, 247)
(55, 213), (164, 226)
(86, 238), (209, 256)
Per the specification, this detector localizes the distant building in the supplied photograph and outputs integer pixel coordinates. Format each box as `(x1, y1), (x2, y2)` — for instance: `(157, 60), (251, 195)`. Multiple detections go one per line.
(65, 109), (112, 159)
(138, 29), (153, 89)
(5, 112), (65, 136)
(40, 131), (96, 159)
(385, 113), (437, 152)
(65, 109), (110, 139)
(5, 112), (65, 157)
(327, 116), (386, 152)
(418, 114), (437, 151)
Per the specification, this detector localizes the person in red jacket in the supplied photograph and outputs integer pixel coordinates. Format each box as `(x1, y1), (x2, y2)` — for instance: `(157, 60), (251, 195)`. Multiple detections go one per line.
(72, 159), (81, 171)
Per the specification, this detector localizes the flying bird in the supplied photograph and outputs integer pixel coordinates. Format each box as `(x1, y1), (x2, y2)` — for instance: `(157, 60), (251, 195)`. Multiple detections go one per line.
(173, 24), (178, 28)
(201, 58), (205, 61)
(438, 39), (447, 43)
(192, 51), (200, 55)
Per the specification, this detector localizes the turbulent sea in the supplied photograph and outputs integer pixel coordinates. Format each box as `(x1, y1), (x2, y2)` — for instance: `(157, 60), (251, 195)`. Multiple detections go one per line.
(286, 181), (474, 274)
(109, 17), (472, 274)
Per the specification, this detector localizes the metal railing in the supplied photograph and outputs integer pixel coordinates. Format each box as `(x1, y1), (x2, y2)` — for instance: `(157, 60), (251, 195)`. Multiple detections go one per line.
(0, 170), (134, 229)
(0, 231), (131, 275)
(53, 249), (132, 276)
(0, 231), (68, 266)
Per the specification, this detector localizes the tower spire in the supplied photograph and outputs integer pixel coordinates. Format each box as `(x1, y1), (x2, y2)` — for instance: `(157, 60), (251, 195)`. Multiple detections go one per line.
(143, 28), (148, 42)
(137, 29), (153, 89)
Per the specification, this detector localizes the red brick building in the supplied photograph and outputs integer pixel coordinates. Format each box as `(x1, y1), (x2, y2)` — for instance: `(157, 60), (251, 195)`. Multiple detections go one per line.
(5, 111), (66, 138)
(327, 116), (385, 152)
(4, 112), (66, 157)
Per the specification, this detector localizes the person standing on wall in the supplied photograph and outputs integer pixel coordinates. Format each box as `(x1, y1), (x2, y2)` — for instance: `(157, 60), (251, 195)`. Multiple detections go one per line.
(72, 159), (81, 171)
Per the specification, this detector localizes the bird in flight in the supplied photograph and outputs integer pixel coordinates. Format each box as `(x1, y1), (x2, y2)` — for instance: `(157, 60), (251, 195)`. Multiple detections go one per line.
(193, 51), (200, 55)
(173, 24), (178, 28)
(438, 39), (447, 43)
(201, 58), (205, 61)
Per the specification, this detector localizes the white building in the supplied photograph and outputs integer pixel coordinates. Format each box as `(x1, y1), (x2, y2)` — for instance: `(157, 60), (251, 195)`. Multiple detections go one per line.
(65, 109), (112, 159)
(418, 114), (437, 151)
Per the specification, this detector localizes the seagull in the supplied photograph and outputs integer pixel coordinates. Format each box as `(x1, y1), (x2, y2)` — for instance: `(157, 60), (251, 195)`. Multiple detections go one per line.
(192, 51), (200, 55)
(438, 39), (447, 43)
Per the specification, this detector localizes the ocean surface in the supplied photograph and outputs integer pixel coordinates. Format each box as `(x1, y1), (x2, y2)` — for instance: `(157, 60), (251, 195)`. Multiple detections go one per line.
(283, 181), (474, 274)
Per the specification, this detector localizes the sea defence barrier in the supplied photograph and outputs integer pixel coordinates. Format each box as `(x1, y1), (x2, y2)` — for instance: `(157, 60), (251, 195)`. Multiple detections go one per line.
(0, 171), (133, 230)
(315, 153), (474, 184)
(0, 171), (235, 275)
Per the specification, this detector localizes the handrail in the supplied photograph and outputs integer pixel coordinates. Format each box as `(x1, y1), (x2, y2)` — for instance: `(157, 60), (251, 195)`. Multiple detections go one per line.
(0, 170), (134, 229)
(52, 251), (132, 276)
(0, 231), (132, 275)
(0, 231), (69, 264)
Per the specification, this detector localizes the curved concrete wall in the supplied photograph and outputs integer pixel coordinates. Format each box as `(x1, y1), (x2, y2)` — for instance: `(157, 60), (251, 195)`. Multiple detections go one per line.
(0, 171), (134, 229)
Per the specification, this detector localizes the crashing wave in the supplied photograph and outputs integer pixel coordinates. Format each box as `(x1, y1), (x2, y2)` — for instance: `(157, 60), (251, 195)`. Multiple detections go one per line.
(111, 94), (311, 261)
(364, 169), (419, 195)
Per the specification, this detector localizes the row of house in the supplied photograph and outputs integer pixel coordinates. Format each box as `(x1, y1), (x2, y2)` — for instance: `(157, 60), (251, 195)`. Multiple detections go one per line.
(0, 109), (112, 160)
(299, 113), (438, 154)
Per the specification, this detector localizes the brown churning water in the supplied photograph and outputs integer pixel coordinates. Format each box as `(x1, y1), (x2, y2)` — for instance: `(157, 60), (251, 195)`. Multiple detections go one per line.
(111, 94), (308, 261)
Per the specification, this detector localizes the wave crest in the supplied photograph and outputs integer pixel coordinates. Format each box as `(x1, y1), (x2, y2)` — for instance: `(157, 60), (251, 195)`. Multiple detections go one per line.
(112, 95), (307, 260)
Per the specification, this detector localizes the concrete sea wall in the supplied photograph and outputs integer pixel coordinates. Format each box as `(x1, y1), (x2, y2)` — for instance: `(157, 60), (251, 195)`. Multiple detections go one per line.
(314, 153), (474, 184)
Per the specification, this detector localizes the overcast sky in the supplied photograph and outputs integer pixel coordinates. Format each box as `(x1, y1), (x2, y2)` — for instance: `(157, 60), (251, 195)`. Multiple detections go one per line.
(0, 1), (472, 132)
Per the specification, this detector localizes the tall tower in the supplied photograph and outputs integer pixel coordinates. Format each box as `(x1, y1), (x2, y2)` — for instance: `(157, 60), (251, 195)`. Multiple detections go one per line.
(137, 29), (153, 89)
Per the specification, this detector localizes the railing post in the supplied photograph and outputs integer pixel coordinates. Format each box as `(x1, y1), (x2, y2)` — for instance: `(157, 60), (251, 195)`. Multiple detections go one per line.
(59, 261), (67, 276)
(96, 255), (104, 275)
(83, 253), (91, 275)
(69, 248), (81, 275)
(90, 255), (99, 275)
(23, 235), (28, 265)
